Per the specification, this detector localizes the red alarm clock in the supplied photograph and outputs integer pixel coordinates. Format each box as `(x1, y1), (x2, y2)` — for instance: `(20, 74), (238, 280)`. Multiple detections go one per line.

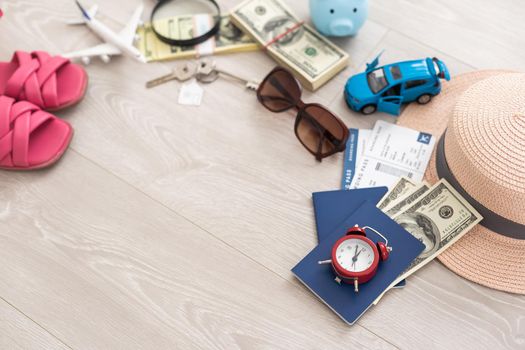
(318, 225), (392, 292)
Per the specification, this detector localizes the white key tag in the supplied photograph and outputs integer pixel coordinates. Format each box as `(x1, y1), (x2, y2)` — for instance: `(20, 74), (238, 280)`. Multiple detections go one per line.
(178, 79), (203, 106)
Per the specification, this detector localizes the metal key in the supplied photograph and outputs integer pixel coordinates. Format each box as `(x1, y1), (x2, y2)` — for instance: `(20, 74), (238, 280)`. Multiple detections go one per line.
(196, 60), (259, 91)
(146, 62), (196, 88)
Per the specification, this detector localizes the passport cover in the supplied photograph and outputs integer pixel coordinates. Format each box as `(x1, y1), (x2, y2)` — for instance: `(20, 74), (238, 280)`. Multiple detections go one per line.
(292, 200), (425, 325)
(312, 187), (406, 288)
(312, 187), (388, 242)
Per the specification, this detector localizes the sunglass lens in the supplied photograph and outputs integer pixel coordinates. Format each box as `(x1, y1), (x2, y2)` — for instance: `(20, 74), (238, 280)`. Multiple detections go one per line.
(296, 105), (348, 158)
(296, 116), (322, 154)
(257, 69), (301, 112)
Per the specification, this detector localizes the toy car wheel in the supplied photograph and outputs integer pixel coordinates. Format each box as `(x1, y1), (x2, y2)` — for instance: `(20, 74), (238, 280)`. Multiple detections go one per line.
(361, 104), (377, 115)
(417, 94), (432, 104)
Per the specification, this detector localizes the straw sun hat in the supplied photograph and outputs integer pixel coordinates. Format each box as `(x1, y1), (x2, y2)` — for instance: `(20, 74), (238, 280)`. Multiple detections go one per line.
(397, 70), (525, 294)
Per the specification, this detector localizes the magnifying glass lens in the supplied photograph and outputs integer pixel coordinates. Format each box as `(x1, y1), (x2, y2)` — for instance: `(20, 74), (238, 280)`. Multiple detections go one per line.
(151, 0), (221, 46)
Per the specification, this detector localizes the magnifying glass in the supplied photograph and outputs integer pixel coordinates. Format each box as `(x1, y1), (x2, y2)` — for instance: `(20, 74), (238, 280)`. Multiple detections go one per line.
(150, 0), (221, 47)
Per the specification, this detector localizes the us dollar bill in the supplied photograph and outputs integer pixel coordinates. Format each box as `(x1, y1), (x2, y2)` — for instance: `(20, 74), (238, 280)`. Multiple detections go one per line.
(136, 15), (258, 62)
(394, 179), (482, 279)
(377, 177), (416, 210)
(374, 179), (483, 305)
(230, 0), (349, 90)
(384, 182), (430, 217)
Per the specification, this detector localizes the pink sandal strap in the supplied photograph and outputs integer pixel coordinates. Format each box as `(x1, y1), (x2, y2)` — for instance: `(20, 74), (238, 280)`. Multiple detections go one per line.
(35, 52), (69, 84)
(11, 110), (30, 166)
(0, 96), (53, 167)
(36, 54), (69, 108)
(5, 53), (41, 103)
(0, 97), (13, 156)
(4, 51), (71, 109)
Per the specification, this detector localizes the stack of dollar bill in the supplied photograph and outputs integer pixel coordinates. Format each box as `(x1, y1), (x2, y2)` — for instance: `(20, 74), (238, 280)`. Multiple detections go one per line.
(230, 0), (349, 90)
(136, 15), (259, 62)
(373, 177), (483, 303)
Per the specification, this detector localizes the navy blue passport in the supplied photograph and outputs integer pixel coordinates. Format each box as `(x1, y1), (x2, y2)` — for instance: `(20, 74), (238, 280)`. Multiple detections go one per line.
(292, 201), (425, 325)
(312, 187), (388, 242)
(312, 187), (406, 288)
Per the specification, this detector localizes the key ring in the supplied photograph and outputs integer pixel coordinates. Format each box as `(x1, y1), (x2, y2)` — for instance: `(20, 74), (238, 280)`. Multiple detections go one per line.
(195, 60), (219, 84)
(150, 0), (222, 47)
(197, 70), (219, 84)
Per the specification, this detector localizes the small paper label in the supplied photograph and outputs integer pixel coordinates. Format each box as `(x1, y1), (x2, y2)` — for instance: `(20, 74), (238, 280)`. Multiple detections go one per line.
(178, 79), (203, 106)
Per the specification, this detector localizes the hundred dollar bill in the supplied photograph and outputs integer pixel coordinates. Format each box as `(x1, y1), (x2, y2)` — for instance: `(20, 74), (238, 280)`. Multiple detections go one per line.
(384, 182), (430, 217)
(374, 179), (483, 305)
(377, 176), (416, 210)
(136, 15), (259, 62)
(393, 178), (482, 274)
(230, 0), (349, 90)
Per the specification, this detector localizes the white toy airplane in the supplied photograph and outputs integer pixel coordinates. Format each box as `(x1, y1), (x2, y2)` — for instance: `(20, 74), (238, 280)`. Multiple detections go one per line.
(63, 1), (146, 64)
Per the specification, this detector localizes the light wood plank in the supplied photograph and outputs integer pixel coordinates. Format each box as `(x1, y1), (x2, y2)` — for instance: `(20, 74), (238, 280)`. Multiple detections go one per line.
(368, 0), (525, 70)
(0, 151), (394, 350)
(360, 262), (525, 350)
(0, 0), (523, 349)
(0, 298), (70, 350)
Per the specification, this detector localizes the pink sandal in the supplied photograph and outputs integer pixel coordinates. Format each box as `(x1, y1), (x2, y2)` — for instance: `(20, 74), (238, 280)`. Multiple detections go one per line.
(0, 96), (73, 170)
(0, 51), (87, 111)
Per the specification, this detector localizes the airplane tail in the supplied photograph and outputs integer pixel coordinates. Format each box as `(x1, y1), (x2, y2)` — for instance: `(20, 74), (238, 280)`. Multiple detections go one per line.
(66, 3), (98, 25)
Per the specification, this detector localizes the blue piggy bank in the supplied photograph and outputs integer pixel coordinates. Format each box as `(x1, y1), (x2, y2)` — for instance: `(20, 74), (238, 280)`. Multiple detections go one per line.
(309, 0), (368, 37)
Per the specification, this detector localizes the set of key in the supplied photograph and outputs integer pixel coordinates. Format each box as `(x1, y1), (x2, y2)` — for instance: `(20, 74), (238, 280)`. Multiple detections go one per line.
(146, 60), (259, 91)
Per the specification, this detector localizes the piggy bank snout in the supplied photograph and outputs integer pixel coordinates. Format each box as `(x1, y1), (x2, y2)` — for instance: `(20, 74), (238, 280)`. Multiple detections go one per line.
(330, 18), (354, 36)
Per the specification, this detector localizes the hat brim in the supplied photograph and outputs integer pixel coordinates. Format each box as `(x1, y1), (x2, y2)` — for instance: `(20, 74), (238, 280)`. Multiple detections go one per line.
(397, 70), (525, 295)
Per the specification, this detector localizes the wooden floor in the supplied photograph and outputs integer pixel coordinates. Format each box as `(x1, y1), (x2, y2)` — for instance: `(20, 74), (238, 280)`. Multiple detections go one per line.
(1, 0), (524, 349)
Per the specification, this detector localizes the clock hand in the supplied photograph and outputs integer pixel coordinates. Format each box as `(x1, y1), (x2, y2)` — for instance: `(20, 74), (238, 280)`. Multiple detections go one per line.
(352, 245), (359, 261)
(351, 246), (361, 271)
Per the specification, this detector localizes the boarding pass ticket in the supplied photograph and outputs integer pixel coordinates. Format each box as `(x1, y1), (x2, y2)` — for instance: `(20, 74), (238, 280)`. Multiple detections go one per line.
(341, 128), (370, 190)
(343, 121), (435, 190)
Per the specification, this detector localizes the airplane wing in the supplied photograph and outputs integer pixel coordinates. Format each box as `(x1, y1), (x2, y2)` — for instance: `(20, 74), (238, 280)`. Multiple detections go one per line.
(62, 42), (121, 59)
(118, 4), (144, 44)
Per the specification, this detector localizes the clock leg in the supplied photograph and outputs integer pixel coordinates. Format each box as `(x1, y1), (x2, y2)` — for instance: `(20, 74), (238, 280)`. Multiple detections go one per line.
(354, 279), (359, 293)
(334, 276), (342, 284)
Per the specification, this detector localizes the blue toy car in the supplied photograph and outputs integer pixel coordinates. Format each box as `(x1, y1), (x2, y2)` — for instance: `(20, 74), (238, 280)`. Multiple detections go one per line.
(344, 53), (450, 115)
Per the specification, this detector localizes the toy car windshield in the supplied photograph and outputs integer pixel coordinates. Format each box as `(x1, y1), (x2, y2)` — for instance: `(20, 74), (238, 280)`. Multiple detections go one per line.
(367, 68), (388, 94)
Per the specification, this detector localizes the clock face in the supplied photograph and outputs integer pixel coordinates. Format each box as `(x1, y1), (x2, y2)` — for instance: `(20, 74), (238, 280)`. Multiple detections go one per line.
(335, 238), (375, 273)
